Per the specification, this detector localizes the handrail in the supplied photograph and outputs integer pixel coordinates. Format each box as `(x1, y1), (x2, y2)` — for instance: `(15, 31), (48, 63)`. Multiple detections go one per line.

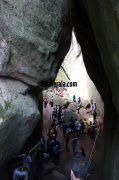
(87, 124), (100, 169)
(14, 142), (41, 158)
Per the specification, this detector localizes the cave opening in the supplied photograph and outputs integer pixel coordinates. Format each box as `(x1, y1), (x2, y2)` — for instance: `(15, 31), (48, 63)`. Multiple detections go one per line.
(42, 32), (104, 179)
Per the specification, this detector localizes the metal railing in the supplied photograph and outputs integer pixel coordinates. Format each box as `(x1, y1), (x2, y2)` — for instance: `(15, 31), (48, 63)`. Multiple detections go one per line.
(87, 123), (100, 170)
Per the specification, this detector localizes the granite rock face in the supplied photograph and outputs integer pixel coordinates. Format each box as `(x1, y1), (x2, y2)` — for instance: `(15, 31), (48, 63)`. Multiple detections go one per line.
(73, 0), (119, 179)
(0, 0), (72, 88)
(0, 0), (72, 166)
(0, 78), (40, 166)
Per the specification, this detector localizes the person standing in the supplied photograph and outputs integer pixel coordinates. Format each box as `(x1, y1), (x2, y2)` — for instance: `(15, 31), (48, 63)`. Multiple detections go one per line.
(70, 148), (88, 180)
(73, 95), (76, 102)
(93, 110), (97, 124)
(18, 152), (32, 172)
(43, 98), (48, 108)
(52, 108), (56, 121)
(71, 135), (78, 153)
(65, 133), (70, 152)
(52, 137), (60, 164)
(31, 150), (44, 180)
(50, 96), (54, 107)
(57, 110), (61, 124)
(89, 99), (94, 114)
(62, 123), (68, 137)
(77, 97), (82, 113)
(13, 167), (28, 180)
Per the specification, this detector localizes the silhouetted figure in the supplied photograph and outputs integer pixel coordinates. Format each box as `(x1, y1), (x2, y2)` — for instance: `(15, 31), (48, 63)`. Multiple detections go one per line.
(93, 110), (97, 124)
(31, 150), (44, 180)
(43, 98), (48, 108)
(47, 128), (51, 138)
(13, 167), (28, 180)
(73, 95), (76, 102)
(80, 147), (86, 157)
(62, 123), (68, 137)
(52, 108), (56, 120)
(39, 136), (46, 153)
(50, 96), (54, 107)
(71, 135), (78, 153)
(18, 152), (32, 172)
(57, 111), (61, 124)
(75, 120), (81, 137)
(71, 149), (88, 180)
(91, 123), (97, 139)
(77, 98), (82, 114)
(65, 134), (70, 152)
(51, 137), (60, 164)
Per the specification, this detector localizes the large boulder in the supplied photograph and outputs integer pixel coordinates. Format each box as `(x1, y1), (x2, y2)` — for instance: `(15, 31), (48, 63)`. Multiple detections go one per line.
(73, 0), (119, 179)
(0, 78), (40, 166)
(0, 0), (72, 88)
(63, 109), (79, 123)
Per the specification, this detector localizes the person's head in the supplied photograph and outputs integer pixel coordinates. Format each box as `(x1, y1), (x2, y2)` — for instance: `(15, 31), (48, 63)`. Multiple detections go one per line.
(90, 121), (92, 125)
(53, 135), (56, 140)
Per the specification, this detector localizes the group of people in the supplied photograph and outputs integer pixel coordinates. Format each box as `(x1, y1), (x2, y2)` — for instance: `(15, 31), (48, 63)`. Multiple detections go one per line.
(43, 91), (99, 180)
(12, 94), (98, 180)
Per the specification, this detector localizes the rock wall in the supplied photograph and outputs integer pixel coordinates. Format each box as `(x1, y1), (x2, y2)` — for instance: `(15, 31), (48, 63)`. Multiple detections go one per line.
(0, 78), (40, 167)
(57, 33), (104, 115)
(0, 0), (73, 166)
(0, 0), (72, 88)
(73, 0), (119, 179)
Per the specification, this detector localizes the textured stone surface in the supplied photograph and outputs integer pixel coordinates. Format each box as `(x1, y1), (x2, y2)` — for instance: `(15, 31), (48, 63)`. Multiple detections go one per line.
(73, 0), (119, 179)
(79, 1), (119, 180)
(63, 109), (79, 123)
(58, 33), (104, 115)
(0, 0), (72, 88)
(0, 78), (40, 166)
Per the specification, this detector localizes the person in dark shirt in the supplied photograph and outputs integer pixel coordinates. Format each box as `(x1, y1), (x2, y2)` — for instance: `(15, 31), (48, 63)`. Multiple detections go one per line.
(13, 167), (28, 180)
